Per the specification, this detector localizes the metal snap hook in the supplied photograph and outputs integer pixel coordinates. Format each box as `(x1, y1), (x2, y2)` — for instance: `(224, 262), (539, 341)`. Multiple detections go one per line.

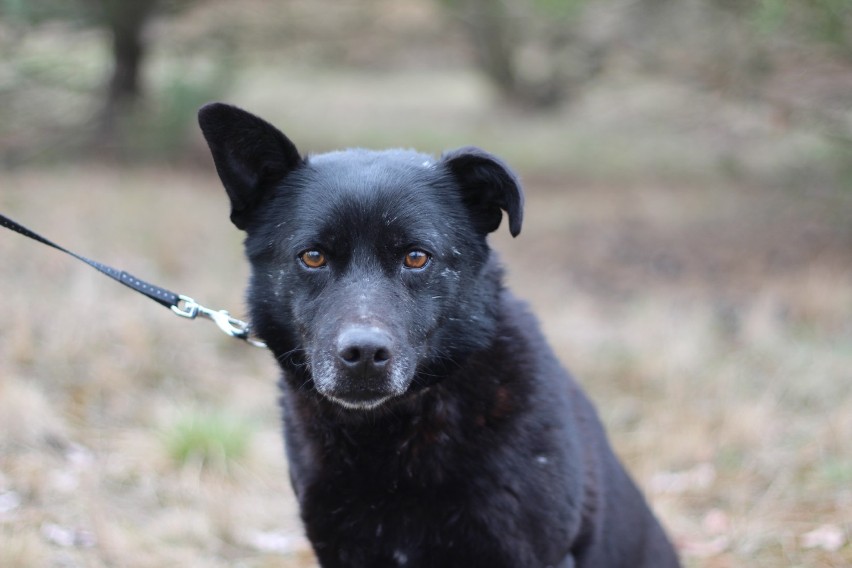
(171, 295), (267, 348)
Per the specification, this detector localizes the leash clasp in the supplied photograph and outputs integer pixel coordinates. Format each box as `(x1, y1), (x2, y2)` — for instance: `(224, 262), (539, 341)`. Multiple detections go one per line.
(172, 295), (267, 348)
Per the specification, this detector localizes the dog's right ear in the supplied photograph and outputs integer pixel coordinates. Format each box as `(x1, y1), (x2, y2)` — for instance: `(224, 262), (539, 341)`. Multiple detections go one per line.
(198, 103), (302, 230)
(441, 147), (524, 237)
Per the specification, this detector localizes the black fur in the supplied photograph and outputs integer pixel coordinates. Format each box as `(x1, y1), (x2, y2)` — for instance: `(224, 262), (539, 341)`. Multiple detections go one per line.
(199, 102), (680, 568)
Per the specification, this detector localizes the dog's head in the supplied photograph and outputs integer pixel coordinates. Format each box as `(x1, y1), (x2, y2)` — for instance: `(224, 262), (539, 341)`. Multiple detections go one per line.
(199, 103), (523, 411)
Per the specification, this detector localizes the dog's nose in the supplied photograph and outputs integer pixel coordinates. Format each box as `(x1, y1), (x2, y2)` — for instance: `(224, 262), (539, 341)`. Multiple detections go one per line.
(336, 326), (392, 374)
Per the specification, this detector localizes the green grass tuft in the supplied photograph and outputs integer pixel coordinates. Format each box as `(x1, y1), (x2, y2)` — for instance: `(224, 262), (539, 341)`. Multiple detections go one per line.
(163, 409), (254, 474)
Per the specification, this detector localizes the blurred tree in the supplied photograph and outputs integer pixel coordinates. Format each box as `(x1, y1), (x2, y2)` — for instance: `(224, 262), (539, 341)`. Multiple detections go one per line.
(0, 0), (195, 147)
(751, 0), (852, 60)
(439, 0), (611, 109)
(96, 0), (159, 137)
(699, 0), (852, 144)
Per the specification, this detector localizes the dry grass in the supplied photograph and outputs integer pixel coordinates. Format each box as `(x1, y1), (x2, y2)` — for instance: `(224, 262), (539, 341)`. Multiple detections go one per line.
(1, 164), (850, 567)
(495, 181), (852, 567)
(2, 35), (852, 562)
(2, 1), (851, 563)
(0, 168), (308, 567)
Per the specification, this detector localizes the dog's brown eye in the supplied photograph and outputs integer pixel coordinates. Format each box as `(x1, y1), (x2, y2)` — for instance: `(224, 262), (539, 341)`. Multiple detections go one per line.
(300, 250), (327, 269)
(403, 250), (430, 269)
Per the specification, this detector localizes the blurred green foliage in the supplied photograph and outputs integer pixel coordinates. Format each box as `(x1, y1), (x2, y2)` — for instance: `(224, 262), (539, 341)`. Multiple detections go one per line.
(0, 0), (195, 24)
(0, 0), (849, 186)
(107, 56), (235, 161)
(751, 0), (852, 56)
(163, 408), (254, 474)
(0, 0), (90, 24)
(0, 0), (230, 163)
(439, 0), (607, 108)
(530, 0), (589, 19)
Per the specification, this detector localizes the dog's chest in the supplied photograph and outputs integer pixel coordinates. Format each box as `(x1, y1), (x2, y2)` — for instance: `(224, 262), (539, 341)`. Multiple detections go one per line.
(319, 399), (468, 486)
(296, 407), (490, 562)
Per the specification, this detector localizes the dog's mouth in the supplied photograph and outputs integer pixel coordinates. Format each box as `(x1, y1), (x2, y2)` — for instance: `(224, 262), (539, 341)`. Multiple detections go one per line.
(314, 378), (407, 411)
(322, 393), (394, 411)
(308, 333), (417, 411)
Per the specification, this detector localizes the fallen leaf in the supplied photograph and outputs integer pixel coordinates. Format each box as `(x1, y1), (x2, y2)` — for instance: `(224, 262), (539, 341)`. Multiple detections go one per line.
(702, 508), (730, 535)
(247, 530), (311, 554)
(41, 523), (97, 548)
(0, 490), (21, 515)
(801, 524), (845, 552)
(680, 535), (730, 558)
(650, 462), (716, 495)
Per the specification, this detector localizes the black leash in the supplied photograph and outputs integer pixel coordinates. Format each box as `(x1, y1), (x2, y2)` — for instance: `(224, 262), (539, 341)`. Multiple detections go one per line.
(0, 212), (266, 348)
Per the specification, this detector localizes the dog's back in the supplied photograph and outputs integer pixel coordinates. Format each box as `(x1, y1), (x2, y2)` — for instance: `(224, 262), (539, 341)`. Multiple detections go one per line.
(198, 102), (680, 567)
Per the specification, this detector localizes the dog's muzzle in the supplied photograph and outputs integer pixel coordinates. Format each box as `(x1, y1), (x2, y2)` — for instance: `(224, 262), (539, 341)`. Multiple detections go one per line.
(311, 324), (411, 410)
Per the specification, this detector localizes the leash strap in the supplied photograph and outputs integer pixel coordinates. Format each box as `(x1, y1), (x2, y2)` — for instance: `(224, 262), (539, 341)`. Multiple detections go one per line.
(0, 212), (266, 348)
(1, 213), (180, 308)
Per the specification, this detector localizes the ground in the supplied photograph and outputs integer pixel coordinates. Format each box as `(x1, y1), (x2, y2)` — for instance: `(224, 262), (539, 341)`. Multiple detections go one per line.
(0, 45), (851, 567)
(1, 160), (850, 566)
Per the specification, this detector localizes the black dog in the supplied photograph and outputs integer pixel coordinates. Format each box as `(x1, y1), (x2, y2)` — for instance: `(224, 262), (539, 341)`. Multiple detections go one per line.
(198, 103), (680, 567)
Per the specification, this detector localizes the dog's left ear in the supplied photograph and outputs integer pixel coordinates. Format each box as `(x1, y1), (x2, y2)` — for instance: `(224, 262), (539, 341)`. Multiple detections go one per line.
(198, 102), (303, 230)
(441, 146), (524, 237)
